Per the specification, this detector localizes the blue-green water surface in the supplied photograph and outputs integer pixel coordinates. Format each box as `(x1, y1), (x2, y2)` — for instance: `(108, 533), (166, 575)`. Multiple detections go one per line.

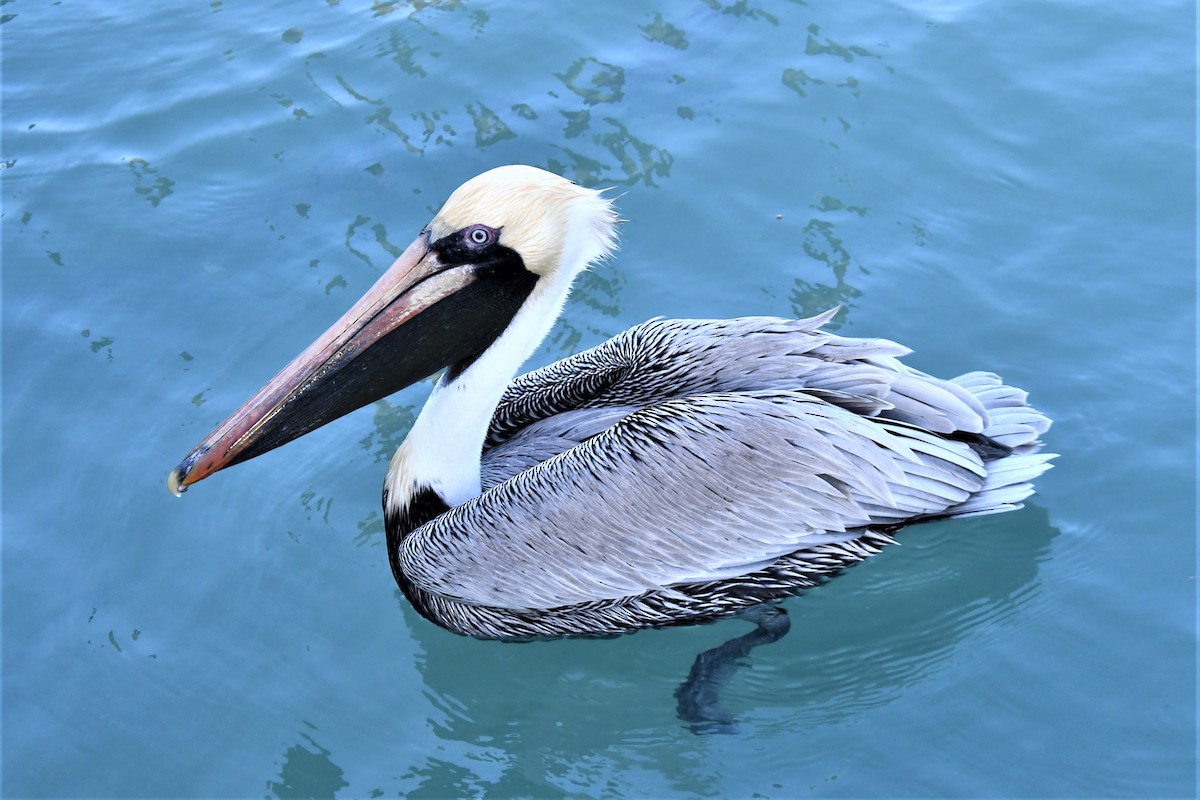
(3, 1), (1196, 797)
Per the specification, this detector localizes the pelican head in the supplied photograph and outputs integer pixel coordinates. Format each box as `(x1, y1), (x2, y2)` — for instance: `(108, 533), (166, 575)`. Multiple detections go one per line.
(169, 166), (618, 494)
(430, 164), (617, 279)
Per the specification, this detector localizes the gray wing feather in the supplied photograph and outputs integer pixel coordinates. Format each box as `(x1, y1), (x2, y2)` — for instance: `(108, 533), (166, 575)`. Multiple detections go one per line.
(404, 390), (988, 610)
(950, 371), (1051, 452)
(481, 406), (638, 488)
(487, 308), (988, 447)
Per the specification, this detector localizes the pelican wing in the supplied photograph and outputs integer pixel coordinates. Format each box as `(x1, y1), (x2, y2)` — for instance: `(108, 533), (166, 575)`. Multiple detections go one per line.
(482, 310), (990, 488)
(402, 389), (989, 610)
(486, 310), (989, 451)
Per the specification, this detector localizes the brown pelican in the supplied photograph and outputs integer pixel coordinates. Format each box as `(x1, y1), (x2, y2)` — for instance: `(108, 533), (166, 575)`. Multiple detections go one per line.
(170, 165), (1052, 648)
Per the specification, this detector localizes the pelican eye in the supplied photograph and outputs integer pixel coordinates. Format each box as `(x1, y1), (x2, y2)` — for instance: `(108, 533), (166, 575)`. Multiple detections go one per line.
(467, 225), (495, 246)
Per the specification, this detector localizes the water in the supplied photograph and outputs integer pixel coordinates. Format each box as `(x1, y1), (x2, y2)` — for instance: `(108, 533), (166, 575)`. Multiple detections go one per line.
(2, 1), (1195, 797)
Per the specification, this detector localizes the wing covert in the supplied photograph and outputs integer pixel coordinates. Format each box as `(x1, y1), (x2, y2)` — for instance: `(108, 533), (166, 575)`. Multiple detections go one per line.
(403, 390), (987, 610)
(485, 310), (990, 451)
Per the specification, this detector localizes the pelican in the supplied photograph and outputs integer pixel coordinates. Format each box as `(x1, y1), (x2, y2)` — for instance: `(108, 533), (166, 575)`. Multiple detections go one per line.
(170, 165), (1052, 646)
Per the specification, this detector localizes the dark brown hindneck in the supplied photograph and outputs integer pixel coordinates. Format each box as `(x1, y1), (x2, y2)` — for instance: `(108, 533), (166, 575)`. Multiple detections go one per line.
(383, 485), (451, 589)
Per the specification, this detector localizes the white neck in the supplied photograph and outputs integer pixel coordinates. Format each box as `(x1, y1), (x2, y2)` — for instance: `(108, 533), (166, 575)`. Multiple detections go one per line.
(383, 270), (577, 515)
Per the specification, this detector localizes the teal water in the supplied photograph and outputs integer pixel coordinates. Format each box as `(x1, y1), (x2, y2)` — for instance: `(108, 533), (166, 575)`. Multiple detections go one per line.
(2, 1), (1195, 797)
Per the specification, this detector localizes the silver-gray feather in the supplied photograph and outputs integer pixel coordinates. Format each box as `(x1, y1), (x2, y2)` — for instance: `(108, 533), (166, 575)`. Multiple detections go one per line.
(394, 310), (1054, 639)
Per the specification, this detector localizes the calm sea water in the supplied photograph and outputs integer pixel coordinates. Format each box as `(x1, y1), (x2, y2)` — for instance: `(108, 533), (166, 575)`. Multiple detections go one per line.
(3, 1), (1195, 797)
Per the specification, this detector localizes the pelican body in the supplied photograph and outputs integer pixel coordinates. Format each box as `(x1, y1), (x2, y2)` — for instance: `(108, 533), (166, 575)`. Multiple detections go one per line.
(170, 166), (1053, 641)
